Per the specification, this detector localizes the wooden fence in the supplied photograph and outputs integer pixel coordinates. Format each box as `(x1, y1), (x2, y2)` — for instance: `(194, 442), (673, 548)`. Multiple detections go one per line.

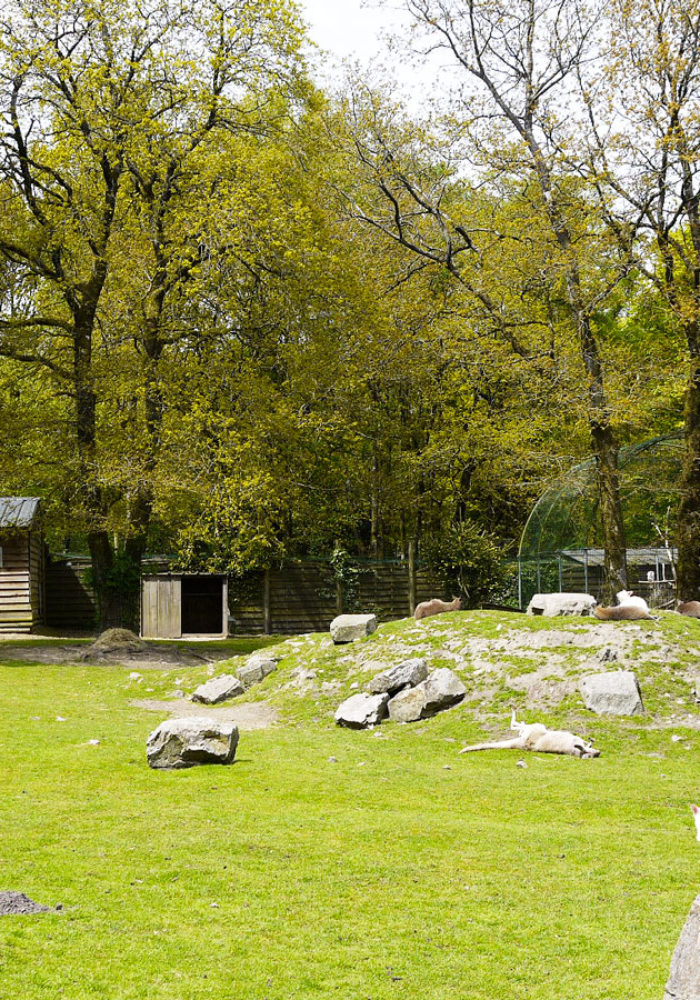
(45, 556), (450, 634)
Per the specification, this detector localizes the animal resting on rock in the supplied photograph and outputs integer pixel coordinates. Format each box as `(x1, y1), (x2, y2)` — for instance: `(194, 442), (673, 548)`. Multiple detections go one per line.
(458, 711), (600, 758)
(616, 590), (651, 613)
(678, 601), (700, 618)
(414, 596), (462, 620)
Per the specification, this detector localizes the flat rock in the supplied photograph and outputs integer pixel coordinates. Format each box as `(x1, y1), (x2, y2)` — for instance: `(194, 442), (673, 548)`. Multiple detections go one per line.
(527, 593), (597, 617)
(192, 674), (243, 704)
(335, 692), (389, 728)
(236, 656), (278, 690)
(330, 614), (378, 644)
(368, 658), (428, 694)
(664, 892), (700, 999)
(579, 670), (644, 715)
(146, 717), (239, 769)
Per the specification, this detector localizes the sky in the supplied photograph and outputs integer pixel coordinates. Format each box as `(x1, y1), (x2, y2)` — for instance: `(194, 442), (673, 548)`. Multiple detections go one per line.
(299, 0), (413, 76)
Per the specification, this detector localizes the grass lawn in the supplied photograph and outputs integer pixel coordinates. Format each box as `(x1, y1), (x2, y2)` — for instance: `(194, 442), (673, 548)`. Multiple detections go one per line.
(0, 619), (697, 999)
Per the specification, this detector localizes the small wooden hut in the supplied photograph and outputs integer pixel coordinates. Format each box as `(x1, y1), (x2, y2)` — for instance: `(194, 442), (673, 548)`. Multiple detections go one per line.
(0, 497), (44, 633)
(141, 573), (228, 639)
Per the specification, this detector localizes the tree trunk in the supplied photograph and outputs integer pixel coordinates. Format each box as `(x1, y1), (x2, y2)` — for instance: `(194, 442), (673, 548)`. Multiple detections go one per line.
(677, 351), (700, 598)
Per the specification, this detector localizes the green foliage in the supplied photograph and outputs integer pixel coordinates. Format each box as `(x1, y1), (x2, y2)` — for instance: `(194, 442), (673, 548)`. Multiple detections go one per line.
(421, 520), (509, 606)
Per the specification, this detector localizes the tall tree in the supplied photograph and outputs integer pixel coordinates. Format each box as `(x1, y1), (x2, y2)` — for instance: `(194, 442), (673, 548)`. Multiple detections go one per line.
(349, 0), (633, 595)
(0, 0), (305, 627)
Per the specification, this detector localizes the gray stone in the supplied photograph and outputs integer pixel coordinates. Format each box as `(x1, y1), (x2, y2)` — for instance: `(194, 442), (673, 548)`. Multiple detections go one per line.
(527, 592), (597, 617)
(664, 892), (700, 999)
(335, 692), (389, 728)
(387, 685), (428, 723)
(330, 614), (378, 644)
(421, 667), (467, 714)
(236, 657), (278, 690)
(579, 670), (644, 715)
(388, 668), (466, 723)
(146, 717), (239, 769)
(368, 657), (429, 694)
(191, 674), (244, 704)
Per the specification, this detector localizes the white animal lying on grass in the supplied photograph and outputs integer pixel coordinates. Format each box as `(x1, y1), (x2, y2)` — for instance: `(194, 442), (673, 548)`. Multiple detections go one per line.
(458, 711), (600, 758)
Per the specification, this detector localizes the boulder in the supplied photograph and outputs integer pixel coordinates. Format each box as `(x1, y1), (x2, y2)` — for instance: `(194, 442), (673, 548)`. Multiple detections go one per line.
(387, 685), (428, 724)
(146, 717), (239, 769)
(335, 692), (389, 729)
(579, 670), (644, 716)
(191, 674), (244, 704)
(527, 593), (597, 617)
(388, 668), (466, 723)
(236, 656), (278, 690)
(421, 667), (467, 715)
(330, 614), (378, 644)
(664, 892), (700, 1000)
(368, 657), (429, 695)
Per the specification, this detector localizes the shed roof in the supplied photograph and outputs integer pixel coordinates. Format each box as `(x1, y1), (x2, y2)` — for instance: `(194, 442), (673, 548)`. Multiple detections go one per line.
(0, 497), (41, 529)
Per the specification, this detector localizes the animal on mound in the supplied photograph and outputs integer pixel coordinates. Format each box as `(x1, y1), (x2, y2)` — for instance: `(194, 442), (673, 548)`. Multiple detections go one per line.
(594, 591), (656, 621)
(678, 600), (700, 618)
(616, 590), (650, 612)
(458, 711), (600, 758)
(414, 595), (462, 621)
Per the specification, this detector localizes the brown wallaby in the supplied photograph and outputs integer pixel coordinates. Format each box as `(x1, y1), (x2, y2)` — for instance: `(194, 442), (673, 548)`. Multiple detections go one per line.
(593, 604), (655, 621)
(414, 596), (462, 621)
(678, 601), (700, 618)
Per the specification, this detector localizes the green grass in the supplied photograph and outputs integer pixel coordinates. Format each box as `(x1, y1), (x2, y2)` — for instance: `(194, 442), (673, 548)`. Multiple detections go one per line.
(1, 615), (698, 999)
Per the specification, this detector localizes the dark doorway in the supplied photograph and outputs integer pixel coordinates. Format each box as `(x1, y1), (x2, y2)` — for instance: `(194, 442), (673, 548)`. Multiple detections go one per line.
(181, 576), (224, 634)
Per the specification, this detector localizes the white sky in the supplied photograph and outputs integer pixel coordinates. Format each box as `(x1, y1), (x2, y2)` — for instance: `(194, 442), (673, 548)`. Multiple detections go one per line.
(299, 0), (409, 65)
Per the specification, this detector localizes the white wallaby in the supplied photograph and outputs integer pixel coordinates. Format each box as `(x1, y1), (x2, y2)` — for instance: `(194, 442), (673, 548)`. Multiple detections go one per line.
(414, 596), (462, 621)
(616, 590), (651, 613)
(458, 710), (600, 758)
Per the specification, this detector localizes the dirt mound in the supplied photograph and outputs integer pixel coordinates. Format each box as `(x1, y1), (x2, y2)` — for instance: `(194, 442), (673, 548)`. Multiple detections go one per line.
(0, 892), (50, 915)
(83, 628), (146, 657)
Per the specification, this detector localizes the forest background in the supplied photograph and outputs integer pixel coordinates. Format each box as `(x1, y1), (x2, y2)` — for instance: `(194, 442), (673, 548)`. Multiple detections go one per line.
(0, 0), (697, 629)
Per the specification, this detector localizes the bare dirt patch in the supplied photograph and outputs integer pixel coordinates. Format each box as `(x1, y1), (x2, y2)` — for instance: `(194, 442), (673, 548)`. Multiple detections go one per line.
(130, 698), (278, 730)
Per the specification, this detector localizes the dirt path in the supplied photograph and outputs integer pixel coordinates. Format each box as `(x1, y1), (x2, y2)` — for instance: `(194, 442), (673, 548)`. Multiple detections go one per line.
(130, 698), (278, 730)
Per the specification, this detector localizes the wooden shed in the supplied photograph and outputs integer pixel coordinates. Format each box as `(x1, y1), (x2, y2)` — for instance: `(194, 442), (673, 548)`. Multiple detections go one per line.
(141, 573), (228, 639)
(0, 497), (44, 633)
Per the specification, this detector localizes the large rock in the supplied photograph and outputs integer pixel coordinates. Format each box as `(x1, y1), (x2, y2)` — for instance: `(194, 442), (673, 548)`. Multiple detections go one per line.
(335, 692), (389, 728)
(236, 656), (278, 690)
(146, 717), (239, 769)
(191, 674), (243, 704)
(368, 658), (429, 695)
(421, 667), (467, 715)
(527, 593), (597, 617)
(387, 685), (428, 723)
(330, 614), (378, 644)
(664, 893), (700, 999)
(579, 670), (644, 715)
(388, 668), (466, 723)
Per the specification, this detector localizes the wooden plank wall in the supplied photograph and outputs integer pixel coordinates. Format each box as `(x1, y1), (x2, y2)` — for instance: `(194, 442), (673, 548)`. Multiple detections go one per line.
(45, 557), (96, 630)
(228, 561), (449, 635)
(43, 557), (451, 635)
(0, 533), (34, 632)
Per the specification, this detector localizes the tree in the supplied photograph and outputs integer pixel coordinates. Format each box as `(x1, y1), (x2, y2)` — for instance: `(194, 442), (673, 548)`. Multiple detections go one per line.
(0, 0), (305, 627)
(347, 0), (634, 595)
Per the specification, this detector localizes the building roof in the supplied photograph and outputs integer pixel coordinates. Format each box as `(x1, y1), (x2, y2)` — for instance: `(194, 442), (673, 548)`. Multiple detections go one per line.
(0, 497), (41, 529)
(560, 547), (675, 567)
